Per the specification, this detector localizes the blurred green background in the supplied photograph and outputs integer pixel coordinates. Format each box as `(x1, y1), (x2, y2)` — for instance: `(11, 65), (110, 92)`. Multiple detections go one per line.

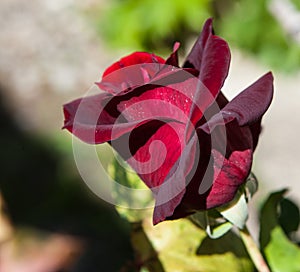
(91, 0), (300, 71)
(0, 0), (300, 271)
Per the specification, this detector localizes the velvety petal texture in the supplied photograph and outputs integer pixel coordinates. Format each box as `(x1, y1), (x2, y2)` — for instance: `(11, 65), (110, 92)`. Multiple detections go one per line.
(183, 18), (231, 137)
(103, 52), (165, 77)
(63, 18), (274, 225)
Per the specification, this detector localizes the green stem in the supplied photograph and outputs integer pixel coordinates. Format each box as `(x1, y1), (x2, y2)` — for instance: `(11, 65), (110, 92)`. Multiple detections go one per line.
(130, 222), (165, 272)
(239, 226), (270, 272)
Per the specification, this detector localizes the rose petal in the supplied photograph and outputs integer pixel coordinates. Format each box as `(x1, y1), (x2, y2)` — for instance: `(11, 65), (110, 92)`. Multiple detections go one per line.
(131, 122), (185, 188)
(221, 72), (274, 126)
(165, 42), (180, 67)
(97, 64), (163, 95)
(97, 52), (166, 95)
(205, 148), (252, 209)
(166, 120), (253, 219)
(200, 72), (274, 134)
(183, 18), (231, 138)
(184, 18), (213, 70)
(166, 130), (212, 219)
(117, 80), (197, 124)
(153, 134), (198, 224)
(63, 93), (161, 144)
(202, 119), (253, 209)
(112, 121), (186, 189)
(248, 120), (261, 151)
(184, 18), (230, 99)
(103, 52), (165, 77)
(64, 72), (202, 145)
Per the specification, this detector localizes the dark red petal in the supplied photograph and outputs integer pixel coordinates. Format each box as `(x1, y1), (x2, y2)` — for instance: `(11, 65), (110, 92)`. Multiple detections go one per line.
(117, 81), (197, 125)
(200, 72), (274, 133)
(184, 18), (231, 136)
(63, 93), (113, 125)
(63, 93), (156, 144)
(169, 147), (252, 219)
(165, 42), (180, 67)
(153, 189), (186, 225)
(205, 148), (252, 209)
(184, 18), (213, 70)
(201, 121), (253, 209)
(103, 52), (165, 77)
(167, 120), (253, 219)
(124, 121), (186, 189)
(111, 121), (187, 221)
(97, 63), (163, 95)
(248, 120), (262, 151)
(220, 72), (273, 126)
(194, 92), (229, 130)
(184, 18), (230, 98)
(198, 36), (230, 97)
(153, 134), (198, 224)
(64, 70), (201, 145)
(164, 130), (212, 220)
(97, 52), (166, 95)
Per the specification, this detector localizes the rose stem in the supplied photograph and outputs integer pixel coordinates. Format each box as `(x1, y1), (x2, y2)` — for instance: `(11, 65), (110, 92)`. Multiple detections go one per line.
(239, 226), (270, 272)
(130, 222), (165, 272)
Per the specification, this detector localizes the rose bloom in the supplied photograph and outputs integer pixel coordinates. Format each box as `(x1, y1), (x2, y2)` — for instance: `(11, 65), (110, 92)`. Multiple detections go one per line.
(63, 19), (273, 224)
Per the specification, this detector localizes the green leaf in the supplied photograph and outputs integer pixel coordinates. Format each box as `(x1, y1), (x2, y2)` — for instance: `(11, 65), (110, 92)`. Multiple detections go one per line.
(259, 189), (288, 248)
(190, 211), (233, 239)
(143, 218), (253, 272)
(260, 189), (300, 272)
(265, 226), (300, 272)
(206, 221), (233, 239)
(278, 198), (300, 236)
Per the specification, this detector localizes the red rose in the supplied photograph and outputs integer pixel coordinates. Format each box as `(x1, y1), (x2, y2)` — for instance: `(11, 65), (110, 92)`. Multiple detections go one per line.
(63, 19), (273, 224)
